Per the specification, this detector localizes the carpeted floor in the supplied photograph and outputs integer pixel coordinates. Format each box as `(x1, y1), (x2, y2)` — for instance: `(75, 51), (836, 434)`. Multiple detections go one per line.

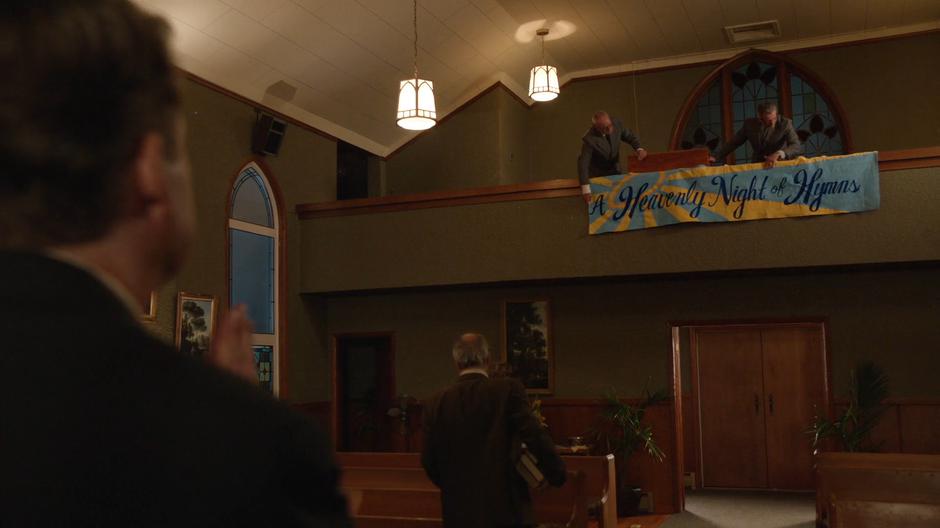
(660, 489), (815, 528)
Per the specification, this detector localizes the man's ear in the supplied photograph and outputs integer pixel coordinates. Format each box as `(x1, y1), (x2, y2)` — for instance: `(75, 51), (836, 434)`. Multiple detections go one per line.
(133, 131), (168, 206)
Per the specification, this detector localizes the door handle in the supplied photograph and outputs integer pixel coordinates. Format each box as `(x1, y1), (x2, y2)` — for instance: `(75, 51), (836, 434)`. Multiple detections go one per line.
(754, 394), (760, 415)
(769, 393), (775, 415)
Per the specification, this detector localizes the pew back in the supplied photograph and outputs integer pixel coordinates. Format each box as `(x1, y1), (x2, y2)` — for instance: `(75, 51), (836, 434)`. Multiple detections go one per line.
(337, 453), (597, 528)
(816, 452), (940, 527)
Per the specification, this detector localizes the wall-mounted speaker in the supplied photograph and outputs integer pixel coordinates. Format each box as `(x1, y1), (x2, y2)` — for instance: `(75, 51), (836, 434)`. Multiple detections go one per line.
(252, 113), (287, 156)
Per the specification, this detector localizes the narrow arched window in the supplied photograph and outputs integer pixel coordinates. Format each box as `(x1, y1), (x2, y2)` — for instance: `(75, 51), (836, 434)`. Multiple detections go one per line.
(672, 50), (851, 163)
(228, 162), (279, 395)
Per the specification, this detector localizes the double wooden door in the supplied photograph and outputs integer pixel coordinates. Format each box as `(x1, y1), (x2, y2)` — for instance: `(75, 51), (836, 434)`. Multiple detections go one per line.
(692, 324), (828, 490)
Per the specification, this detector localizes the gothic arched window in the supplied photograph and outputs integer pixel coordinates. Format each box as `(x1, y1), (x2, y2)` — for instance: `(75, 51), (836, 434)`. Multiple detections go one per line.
(228, 161), (281, 395)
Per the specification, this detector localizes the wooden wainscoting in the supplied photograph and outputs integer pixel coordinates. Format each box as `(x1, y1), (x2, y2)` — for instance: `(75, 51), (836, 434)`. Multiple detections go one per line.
(830, 398), (940, 454)
(680, 397), (940, 482)
(294, 397), (681, 515)
(536, 399), (680, 515)
(295, 395), (939, 514)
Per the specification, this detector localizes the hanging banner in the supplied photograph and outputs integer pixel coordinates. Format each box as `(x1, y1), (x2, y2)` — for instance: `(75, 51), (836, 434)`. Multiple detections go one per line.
(588, 152), (880, 235)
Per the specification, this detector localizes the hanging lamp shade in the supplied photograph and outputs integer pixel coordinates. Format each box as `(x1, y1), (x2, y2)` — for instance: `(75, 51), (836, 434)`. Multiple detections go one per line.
(528, 28), (559, 102)
(397, 0), (436, 130)
(528, 65), (559, 102)
(397, 78), (436, 130)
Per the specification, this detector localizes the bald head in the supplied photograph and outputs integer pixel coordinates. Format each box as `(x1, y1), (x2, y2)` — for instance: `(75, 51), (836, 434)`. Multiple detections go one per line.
(452, 333), (491, 371)
(592, 111), (613, 134)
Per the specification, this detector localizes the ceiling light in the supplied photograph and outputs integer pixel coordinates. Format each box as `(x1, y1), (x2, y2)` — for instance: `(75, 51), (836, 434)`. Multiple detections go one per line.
(528, 28), (559, 102)
(397, 0), (436, 130)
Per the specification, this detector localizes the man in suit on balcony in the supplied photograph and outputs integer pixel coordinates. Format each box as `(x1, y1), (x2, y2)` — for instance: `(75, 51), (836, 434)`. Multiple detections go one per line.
(710, 102), (803, 167)
(578, 111), (648, 204)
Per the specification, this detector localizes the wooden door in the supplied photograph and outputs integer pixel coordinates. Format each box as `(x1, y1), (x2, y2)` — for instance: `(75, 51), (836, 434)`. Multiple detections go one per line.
(333, 334), (396, 452)
(761, 326), (827, 489)
(695, 329), (768, 488)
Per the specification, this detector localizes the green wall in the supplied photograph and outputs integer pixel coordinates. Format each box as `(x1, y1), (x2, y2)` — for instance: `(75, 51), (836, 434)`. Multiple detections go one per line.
(323, 265), (940, 400)
(498, 88), (532, 185)
(386, 88), (501, 194)
(790, 33), (940, 152)
(148, 78), (337, 402)
(300, 166), (940, 292)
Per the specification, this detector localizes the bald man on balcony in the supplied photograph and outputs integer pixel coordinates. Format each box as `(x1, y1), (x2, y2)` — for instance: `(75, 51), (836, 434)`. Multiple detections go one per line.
(577, 111), (647, 204)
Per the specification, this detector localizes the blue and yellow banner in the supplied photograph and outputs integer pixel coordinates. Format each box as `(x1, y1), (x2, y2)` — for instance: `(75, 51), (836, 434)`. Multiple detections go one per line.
(588, 152), (880, 235)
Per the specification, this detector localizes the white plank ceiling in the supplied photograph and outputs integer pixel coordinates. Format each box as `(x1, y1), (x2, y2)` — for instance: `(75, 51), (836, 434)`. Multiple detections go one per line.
(133, 0), (940, 155)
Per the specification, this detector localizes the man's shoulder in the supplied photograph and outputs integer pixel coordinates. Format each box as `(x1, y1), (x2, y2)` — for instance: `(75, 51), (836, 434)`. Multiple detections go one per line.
(433, 375), (520, 397)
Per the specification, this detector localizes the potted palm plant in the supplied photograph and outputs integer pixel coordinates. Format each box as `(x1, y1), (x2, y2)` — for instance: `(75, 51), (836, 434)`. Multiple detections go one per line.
(808, 361), (888, 453)
(589, 384), (669, 516)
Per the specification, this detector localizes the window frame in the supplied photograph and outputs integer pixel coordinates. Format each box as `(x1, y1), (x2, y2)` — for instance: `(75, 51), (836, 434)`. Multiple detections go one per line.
(225, 159), (286, 397)
(669, 50), (853, 163)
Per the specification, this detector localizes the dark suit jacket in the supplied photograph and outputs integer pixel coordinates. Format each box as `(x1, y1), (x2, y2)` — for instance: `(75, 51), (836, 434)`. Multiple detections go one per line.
(577, 119), (642, 185)
(713, 116), (803, 163)
(0, 252), (351, 528)
(421, 373), (565, 528)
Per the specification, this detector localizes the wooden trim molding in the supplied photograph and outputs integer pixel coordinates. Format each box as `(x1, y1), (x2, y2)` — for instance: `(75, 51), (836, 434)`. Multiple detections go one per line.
(878, 146), (940, 171)
(297, 179), (581, 219)
(297, 146), (940, 220)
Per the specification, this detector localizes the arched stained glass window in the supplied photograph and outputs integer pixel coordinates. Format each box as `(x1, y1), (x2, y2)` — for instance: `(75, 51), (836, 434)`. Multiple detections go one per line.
(231, 166), (273, 227)
(228, 162), (279, 395)
(671, 50), (851, 163)
(790, 73), (844, 157)
(679, 79), (722, 152)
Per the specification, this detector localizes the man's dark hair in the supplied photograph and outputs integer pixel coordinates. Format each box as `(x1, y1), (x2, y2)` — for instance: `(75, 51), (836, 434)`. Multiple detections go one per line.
(757, 102), (779, 115)
(0, 0), (180, 248)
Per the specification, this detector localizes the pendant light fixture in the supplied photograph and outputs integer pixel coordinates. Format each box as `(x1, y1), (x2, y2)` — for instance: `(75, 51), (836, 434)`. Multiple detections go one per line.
(396, 0), (436, 130)
(528, 28), (559, 102)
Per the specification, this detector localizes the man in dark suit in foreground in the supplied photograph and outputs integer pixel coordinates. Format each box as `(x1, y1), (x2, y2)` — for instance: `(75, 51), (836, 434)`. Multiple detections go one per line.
(577, 111), (648, 204)
(422, 334), (566, 528)
(0, 1), (349, 526)
(710, 102), (803, 167)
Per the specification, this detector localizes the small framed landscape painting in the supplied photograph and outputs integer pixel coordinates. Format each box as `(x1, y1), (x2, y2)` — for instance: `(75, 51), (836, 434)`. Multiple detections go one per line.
(501, 299), (554, 394)
(175, 292), (217, 358)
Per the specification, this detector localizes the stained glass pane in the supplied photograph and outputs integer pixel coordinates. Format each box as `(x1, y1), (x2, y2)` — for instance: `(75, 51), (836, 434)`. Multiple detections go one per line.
(728, 61), (779, 163)
(679, 79), (723, 152)
(789, 72), (845, 158)
(230, 229), (274, 334)
(253, 345), (274, 394)
(231, 166), (273, 227)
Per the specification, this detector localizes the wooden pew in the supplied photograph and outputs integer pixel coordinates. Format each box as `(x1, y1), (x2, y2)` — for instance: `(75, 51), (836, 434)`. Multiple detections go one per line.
(561, 454), (618, 528)
(534, 470), (588, 528)
(337, 452), (597, 528)
(345, 471), (586, 528)
(815, 452), (940, 527)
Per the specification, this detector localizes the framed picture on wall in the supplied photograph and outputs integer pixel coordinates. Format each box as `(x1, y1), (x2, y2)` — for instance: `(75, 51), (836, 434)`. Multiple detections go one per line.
(175, 292), (217, 358)
(141, 291), (157, 323)
(501, 299), (554, 394)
